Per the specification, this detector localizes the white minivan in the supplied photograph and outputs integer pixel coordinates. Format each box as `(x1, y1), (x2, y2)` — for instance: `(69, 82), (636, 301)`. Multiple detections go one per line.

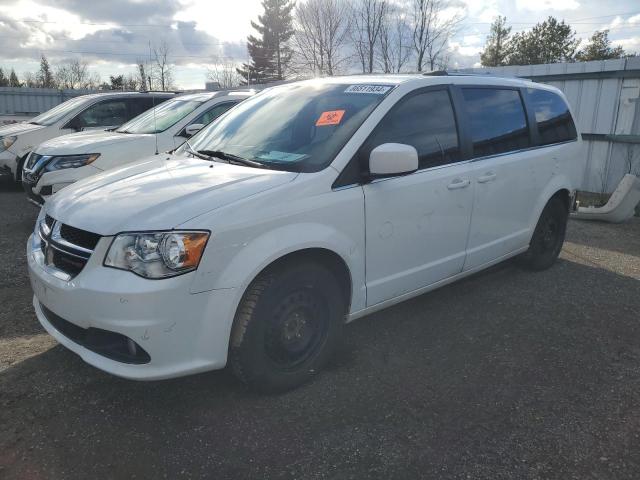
(27, 75), (581, 392)
(0, 92), (173, 182)
(22, 90), (254, 204)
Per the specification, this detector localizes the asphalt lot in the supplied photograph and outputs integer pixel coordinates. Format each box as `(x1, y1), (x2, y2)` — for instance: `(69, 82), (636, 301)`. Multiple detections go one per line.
(1, 175), (639, 479)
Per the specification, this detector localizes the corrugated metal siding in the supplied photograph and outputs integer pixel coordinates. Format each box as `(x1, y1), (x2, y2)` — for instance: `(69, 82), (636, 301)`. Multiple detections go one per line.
(457, 57), (640, 193)
(0, 87), (98, 116)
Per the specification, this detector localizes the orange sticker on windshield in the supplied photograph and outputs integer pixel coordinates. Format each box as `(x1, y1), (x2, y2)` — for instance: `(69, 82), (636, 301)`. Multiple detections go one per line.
(316, 110), (345, 126)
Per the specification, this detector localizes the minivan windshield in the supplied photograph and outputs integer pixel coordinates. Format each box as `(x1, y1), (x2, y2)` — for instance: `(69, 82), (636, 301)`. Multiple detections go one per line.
(184, 82), (392, 172)
(117, 98), (204, 134)
(30, 96), (90, 126)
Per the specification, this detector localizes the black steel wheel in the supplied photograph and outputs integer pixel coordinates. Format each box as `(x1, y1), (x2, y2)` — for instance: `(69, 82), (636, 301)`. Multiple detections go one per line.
(519, 196), (568, 271)
(230, 260), (346, 393)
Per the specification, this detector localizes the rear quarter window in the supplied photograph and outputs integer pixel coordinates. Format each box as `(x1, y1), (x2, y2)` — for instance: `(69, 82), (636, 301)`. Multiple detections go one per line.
(524, 88), (577, 145)
(462, 88), (530, 158)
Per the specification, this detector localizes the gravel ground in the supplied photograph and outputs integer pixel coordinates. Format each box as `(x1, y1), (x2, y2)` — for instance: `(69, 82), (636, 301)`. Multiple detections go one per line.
(1, 175), (639, 479)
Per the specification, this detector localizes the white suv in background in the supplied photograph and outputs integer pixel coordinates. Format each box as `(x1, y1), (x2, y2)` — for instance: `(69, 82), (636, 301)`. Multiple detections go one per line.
(0, 92), (173, 183)
(21, 90), (254, 204)
(28, 75), (581, 392)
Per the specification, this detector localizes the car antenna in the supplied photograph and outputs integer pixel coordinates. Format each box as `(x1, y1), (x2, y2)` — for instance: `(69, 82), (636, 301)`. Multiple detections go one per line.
(149, 76), (159, 155)
(148, 40), (159, 155)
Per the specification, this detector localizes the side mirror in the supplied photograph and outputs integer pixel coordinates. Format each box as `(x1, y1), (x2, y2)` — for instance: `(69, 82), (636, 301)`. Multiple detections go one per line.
(185, 123), (205, 137)
(369, 143), (419, 178)
(65, 118), (82, 132)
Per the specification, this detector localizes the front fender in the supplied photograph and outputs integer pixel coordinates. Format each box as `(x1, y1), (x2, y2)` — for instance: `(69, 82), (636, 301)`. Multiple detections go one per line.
(190, 221), (366, 313)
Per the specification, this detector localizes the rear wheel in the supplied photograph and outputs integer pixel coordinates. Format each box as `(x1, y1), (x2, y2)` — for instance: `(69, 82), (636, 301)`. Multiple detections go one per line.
(518, 196), (568, 271)
(229, 261), (346, 393)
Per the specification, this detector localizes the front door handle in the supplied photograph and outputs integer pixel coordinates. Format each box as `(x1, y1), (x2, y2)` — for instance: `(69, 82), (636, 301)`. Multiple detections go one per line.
(447, 178), (471, 190)
(477, 172), (497, 183)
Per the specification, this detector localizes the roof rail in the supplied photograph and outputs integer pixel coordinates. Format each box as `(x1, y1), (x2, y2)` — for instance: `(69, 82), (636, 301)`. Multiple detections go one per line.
(423, 70), (499, 77)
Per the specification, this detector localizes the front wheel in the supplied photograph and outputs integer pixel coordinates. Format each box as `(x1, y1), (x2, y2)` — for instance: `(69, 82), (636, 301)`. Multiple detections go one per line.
(229, 261), (346, 393)
(518, 196), (568, 271)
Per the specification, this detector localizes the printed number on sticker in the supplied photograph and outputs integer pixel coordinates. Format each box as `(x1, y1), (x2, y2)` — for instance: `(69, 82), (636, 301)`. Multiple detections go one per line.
(344, 85), (392, 94)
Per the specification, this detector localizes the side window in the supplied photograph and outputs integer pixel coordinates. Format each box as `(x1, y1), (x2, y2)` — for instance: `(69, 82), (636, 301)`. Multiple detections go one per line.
(361, 89), (461, 169)
(130, 97), (156, 117)
(462, 88), (530, 157)
(524, 88), (577, 145)
(75, 100), (129, 128)
(190, 102), (237, 127)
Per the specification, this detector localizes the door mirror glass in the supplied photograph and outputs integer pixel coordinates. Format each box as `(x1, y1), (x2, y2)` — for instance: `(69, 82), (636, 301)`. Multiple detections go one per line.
(369, 143), (418, 177)
(185, 123), (205, 137)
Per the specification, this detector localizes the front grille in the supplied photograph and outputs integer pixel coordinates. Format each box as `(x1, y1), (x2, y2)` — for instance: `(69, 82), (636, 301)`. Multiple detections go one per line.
(40, 303), (151, 364)
(60, 224), (101, 250)
(50, 248), (87, 277)
(38, 216), (101, 279)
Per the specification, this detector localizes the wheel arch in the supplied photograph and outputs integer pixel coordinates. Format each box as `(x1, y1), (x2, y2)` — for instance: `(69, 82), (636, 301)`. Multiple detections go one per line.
(527, 175), (573, 239)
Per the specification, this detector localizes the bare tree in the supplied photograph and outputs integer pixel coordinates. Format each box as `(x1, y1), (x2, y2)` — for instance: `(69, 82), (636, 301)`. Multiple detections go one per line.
(378, 4), (413, 73)
(411, 0), (462, 72)
(350, 0), (388, 73)
(152, 41), (175, 91)
(208, 57), (243, 89)
(55, 59), (100, 89)
(292, 0), (352, 76)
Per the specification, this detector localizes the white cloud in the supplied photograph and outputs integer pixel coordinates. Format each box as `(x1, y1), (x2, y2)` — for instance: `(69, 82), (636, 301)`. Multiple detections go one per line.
(515, 0), (580, 12)
(612, 36), (640, 52)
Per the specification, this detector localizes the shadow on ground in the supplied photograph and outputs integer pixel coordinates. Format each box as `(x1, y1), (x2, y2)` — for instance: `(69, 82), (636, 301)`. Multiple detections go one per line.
(2, 256), (639, 479)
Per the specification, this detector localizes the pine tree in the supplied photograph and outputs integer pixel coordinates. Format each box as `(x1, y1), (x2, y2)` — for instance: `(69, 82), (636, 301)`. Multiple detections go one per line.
(237, 0), (295, 84)
(575, 30), (625, 62)
(507, 17), (579, 65)
(0, 68), (8, 87)
(37, 55), (56, 88)
(9, 69), (21, 87)
(480, 16), (511, 67)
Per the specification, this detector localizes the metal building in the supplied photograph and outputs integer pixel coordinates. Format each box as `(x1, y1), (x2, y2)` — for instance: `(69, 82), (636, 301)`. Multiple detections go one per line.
(0, 87), (99, 118)
(457, 57), (640, 194)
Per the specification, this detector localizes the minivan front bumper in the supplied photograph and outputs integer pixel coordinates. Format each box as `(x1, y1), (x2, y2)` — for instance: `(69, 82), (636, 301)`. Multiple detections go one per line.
(27, 233), (239, 380)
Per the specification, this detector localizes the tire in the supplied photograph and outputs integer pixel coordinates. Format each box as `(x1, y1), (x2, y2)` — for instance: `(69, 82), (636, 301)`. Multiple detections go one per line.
(229, 260), (346, 393)
(518, 196), (568, 271)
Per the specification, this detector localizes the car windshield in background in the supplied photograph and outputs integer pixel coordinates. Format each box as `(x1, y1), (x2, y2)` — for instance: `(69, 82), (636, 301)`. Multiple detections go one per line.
(117, 99), (204, 134)
(186, 82), (393, 172)
(29, 96), (89, 126)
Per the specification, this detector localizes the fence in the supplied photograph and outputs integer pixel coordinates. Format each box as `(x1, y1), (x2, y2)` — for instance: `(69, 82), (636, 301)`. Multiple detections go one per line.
(457, 56), (640, 194)
(0, 87), (99, 117)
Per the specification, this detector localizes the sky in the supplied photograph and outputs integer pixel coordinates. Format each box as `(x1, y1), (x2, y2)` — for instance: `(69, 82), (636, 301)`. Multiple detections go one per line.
(0, 0), (639, 89)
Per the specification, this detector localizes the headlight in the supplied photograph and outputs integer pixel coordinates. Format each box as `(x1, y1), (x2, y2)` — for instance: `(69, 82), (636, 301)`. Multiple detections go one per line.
(104, 231), (210, 279)
(44, 153), (100, 172)
(1, 136), (17, 152)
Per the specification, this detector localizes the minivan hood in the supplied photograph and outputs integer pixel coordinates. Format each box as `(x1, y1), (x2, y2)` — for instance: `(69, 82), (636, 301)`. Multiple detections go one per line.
(35, 130), (151, 155)
(0, 122), (45, 137)
(46, 155), (297, 235)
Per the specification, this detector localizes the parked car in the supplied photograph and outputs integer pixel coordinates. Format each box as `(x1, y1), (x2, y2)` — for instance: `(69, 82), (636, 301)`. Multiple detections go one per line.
(27, 75), (581, 392)
(22, 90), (254, 205)
(0, 92), (174, 183)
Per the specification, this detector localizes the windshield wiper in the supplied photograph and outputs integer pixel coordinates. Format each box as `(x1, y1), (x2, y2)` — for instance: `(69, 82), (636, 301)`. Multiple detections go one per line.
(29, 121), (41, 125)
(184, 141), (215, 161)
(198, 149), (266, 169)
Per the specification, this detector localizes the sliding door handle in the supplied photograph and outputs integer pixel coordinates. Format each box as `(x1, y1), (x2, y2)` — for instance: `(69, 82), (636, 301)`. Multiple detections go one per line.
(447, 178), (471, 190)
(477, 172), (497, 183)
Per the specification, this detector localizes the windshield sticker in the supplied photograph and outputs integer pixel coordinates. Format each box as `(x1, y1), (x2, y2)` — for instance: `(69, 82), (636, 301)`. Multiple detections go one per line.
(344, 84), (392, 95)
(257, 151), (308, 162)
(316, 110), (345, 127)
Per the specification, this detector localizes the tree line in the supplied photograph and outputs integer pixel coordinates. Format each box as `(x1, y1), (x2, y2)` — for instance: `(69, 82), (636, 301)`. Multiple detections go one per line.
(210, 0), (633, 88)
(0, 41), (175, 91)
(1, 0), (635, 91)
(480, 16), (628, 66)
